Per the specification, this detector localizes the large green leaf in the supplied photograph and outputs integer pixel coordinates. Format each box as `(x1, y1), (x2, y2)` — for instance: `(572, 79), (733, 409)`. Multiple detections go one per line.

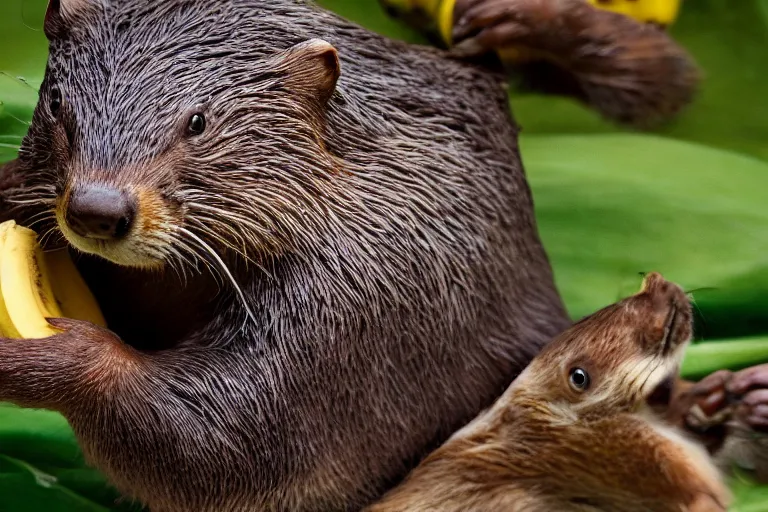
(1, 0), (767, 510)
(0, 404), (141, 511)
(520, 133), (768, 336)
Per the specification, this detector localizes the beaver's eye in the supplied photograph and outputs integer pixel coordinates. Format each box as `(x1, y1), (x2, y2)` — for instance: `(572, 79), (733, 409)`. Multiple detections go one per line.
(49, 87), (62, 118)
(569, 368), (590, 391)
(187, 113), (206, 135)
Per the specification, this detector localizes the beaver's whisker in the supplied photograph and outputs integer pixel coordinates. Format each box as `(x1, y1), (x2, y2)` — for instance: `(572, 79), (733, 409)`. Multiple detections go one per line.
(636, 358), (664, 399)
(163, 247), (189, 286)
(188, 215), (250, 258)
(684, 287), (718, 295)
(686, 293), (709, 341)
(178, 227), (257, 328)
(8, 197), (57, 207)
(8, 193), (57, 206)
(25, 209), (57, 228)
(39, 225), (64, 249)
(173, 235), (218, 279)
(7, 182), (57, 200)
(187, 201), (272, 238)
(164, 235), (204, 286)
(173, 243), (204, 276)
(198, 224), (273, 280)
(186, 213), (275, 280)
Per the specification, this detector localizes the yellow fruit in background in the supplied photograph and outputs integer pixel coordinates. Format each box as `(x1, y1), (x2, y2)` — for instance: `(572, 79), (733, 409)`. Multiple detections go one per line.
(586, 0), (683, 27)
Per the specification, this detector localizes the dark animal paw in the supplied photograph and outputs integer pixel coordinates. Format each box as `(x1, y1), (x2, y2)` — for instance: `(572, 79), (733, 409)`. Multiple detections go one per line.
(727, 364), (768, 432)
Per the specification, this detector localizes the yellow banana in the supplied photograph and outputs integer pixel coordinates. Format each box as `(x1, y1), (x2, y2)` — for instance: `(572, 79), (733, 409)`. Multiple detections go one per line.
(45, 247), (107, 328)
(586, 0), (682, 28)
(0, 222), (21, 338)
(2, 220), (64, 338)
(0, 220), (106, 339)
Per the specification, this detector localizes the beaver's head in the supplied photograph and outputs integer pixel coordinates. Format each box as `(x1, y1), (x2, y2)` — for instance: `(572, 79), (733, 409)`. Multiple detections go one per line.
(514, 272), (693, 418)
(22, 0), (341, 272)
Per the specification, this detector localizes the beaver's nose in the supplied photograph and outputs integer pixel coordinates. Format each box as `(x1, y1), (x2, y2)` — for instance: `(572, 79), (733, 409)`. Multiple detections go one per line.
(65, 185), (136, 240)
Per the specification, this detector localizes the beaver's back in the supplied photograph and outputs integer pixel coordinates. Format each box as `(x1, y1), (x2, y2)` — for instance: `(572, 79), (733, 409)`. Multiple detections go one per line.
(235, 4), (571, 508)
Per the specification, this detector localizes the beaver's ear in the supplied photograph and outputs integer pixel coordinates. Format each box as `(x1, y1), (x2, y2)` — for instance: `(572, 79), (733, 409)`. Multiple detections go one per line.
(44, 0), (91, 39)
(280, 39), (341, 106)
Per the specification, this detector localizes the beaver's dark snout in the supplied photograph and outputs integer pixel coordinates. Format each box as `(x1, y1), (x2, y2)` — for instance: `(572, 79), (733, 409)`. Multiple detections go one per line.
(65, 185), (137, 240)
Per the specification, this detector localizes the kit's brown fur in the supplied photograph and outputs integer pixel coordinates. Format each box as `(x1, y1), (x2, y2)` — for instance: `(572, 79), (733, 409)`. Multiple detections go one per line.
(367, 273), (730, 512)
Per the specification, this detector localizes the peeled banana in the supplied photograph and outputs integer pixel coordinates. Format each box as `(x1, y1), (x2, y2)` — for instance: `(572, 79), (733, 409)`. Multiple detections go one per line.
(0, 220), (106, 339)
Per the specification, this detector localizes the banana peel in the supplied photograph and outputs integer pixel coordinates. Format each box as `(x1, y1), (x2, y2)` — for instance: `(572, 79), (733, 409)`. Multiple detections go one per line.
(0, 220), (106, 339)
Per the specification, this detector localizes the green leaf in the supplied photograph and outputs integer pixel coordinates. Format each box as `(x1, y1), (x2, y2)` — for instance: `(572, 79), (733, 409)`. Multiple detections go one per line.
(521, 133), (768, 336)
(729, 470), (768, 512)
(317, 0), (428, 43)
(681, 338), (768, 380)
(0, 404), (143, 511)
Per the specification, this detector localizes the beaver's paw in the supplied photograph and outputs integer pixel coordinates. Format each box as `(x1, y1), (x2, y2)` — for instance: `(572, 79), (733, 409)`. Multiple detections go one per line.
(450, 0), (699, 127)
(658, 371), (733, 452)
(0, 318), (140, 412)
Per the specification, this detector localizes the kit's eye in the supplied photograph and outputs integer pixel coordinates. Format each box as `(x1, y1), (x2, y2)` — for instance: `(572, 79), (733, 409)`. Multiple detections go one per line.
(50, 87), (62, 118)
(569, 368), (590, 391)
(187, 113), (206, 135)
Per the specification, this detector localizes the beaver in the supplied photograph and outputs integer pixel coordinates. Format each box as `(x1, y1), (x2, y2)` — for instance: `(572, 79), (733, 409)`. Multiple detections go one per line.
(0, 0), (720, 511)
(366, 272), (731, 512)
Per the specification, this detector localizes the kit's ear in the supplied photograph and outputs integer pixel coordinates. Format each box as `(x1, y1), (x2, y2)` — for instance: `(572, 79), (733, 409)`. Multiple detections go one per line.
(279, 39), (341, 107)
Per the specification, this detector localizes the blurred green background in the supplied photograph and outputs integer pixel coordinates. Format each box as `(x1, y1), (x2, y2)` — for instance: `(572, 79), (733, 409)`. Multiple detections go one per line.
(1, 0), (767, 510)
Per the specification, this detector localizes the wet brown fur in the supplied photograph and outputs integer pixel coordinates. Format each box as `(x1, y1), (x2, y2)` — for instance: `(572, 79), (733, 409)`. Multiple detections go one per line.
(368, 273), (731, 512)
(0, 0), (574, 510)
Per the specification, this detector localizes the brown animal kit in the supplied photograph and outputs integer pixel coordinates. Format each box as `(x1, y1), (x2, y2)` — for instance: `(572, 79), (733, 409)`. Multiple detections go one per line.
(369, 273), (731, 512)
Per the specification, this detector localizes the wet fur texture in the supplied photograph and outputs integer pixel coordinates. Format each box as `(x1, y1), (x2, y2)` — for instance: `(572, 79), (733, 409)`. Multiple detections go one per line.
(0, 0), (570, 510)
(368, 274), (731, 512)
